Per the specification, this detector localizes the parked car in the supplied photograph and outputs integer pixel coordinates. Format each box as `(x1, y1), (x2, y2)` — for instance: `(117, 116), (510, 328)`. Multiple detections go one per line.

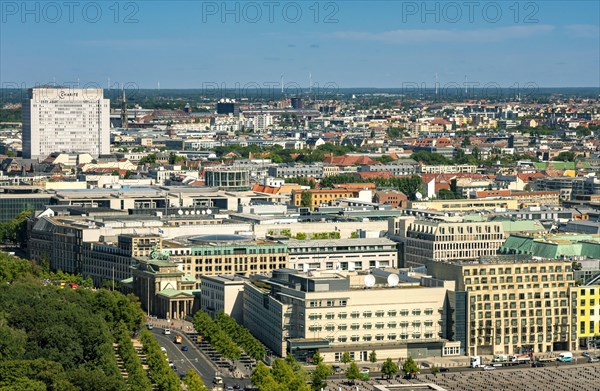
(531, 361), (546, 367)
(583, 352), (591, 357)
(482, 365), (496, 370)
(146, 324), (153, 330)
(332, 365), (342, 373)
(588, 357), (599, 363)
(439, 367), (450, 372)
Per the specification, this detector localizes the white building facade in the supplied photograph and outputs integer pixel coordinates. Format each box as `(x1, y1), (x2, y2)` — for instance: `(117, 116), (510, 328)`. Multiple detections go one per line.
(23, 87), (110, 159)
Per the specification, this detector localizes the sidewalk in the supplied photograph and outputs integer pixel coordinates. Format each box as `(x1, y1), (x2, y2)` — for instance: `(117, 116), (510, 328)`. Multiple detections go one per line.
(145, 316), (196, 334)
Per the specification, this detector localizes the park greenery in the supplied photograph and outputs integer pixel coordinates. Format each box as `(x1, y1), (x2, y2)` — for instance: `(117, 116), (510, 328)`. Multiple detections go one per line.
(0, 251), (155, 391)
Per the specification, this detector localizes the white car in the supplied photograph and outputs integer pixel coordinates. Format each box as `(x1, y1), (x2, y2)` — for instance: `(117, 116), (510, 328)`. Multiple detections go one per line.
(482, 365), (496, 370)
(589, 357), (599, 363)
(164, 328), (171, 335)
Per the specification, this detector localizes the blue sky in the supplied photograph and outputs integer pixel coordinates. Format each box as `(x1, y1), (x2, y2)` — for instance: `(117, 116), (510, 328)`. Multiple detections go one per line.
(1, 1), (599, 89)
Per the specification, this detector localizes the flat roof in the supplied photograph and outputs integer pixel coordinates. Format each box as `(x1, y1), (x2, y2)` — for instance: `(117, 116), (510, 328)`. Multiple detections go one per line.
(286, 238), (396, 248)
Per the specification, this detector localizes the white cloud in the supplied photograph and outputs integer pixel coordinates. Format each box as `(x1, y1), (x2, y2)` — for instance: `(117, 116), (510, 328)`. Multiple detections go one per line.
(563, 24), (600, 38)
(331, 25), (555, 43)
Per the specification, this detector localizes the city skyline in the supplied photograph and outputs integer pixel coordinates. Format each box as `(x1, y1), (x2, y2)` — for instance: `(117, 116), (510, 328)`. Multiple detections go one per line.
(1, 1), (599, 88)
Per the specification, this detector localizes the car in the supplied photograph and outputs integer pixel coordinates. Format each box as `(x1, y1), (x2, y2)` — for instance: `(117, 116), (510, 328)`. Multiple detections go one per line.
(583, 352), (591, 357)
(163, 328), (171, 335)
(181, 345), (189, 351)
(160, 347), (167, 354)
(146, 324), (153, 330)
(332, 365), (342, 373)
(439, 367), (450, 372)
(482, 365), (496, 370)
(531, 361), (546, 367)
(226, 387), (234, 391)
(588, 357), (599, 363)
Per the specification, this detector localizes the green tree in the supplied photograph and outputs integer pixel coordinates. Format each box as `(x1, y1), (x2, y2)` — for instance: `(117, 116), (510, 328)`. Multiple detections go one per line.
(553, 151), (576, 162)
(341, 351), (352, 367)
(430, 365), (440, 377)
(311, 363), (333, 391)
(345, 362), (360, 385)
(312, 351), (324, 365)
(402, 356), (419, 379)
(369, 351), (377, 365)
(381, 358), (398, 379)
(300, 191), (313, 209)
(184, 369), (208, 391)
(0, 210), (32, 248)
(0, 323), (27, 360)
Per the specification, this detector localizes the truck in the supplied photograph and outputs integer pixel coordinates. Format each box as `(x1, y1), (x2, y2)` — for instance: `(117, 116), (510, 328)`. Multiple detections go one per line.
(470, 356), (483, 368)
(174, 335), (182, 344)
(509, 354), (531, 364)
(557, 352), (573, 362)
(492, 354), (509, 363)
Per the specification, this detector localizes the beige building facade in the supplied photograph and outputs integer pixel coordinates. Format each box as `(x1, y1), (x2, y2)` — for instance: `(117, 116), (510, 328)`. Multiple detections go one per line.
(243, 269), (454, 362)
(425, 258), (576, 356)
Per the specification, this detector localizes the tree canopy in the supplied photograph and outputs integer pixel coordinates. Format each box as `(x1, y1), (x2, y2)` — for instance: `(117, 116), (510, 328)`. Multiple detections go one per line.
(0, 251), (152, 390)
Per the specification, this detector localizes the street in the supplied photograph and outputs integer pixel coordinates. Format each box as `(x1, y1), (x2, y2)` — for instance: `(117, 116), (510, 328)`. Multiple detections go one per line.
(150, 327), (252, 389)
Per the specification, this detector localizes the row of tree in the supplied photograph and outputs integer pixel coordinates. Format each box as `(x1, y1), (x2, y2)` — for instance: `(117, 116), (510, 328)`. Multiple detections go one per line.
(139, 330), (181, 391)
(192, 311), (241, 362)
(214, 312), (266, 361)
(115, 323), (153, 391)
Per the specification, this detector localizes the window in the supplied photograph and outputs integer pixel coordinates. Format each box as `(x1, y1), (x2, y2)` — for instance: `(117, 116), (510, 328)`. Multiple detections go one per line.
(363, 311), (372, 317)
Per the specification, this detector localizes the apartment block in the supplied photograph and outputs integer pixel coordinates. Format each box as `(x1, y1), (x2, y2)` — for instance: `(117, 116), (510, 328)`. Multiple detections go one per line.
(425, 258), (576, 356)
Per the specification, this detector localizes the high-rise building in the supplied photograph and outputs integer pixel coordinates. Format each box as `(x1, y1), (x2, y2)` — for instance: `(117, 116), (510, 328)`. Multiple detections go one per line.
(22, 87), (110, 159)
(291, 97), (304, 109)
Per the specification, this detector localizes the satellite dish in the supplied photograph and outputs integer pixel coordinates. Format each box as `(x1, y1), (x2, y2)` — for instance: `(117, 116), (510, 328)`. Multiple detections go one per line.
(364, 275), (376, 288)
(178, 209), (183, 216)
(185, 210), (190, 215)
(387, 274), (400, 287)
(201, 210), (206, 215)
(206, 209), (212, 215)
(415, 192), (423, 200)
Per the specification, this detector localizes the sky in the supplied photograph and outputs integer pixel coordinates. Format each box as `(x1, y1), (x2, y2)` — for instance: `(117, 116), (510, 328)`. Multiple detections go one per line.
(1, 1), (599, 89)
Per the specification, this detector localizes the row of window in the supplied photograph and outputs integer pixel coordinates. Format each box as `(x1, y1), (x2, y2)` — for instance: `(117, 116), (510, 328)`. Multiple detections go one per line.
(332, 332), (436, 343)
(465, 265), (569, 276)
(308, 308), (435, 316)
(310, 320), (436, 331)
